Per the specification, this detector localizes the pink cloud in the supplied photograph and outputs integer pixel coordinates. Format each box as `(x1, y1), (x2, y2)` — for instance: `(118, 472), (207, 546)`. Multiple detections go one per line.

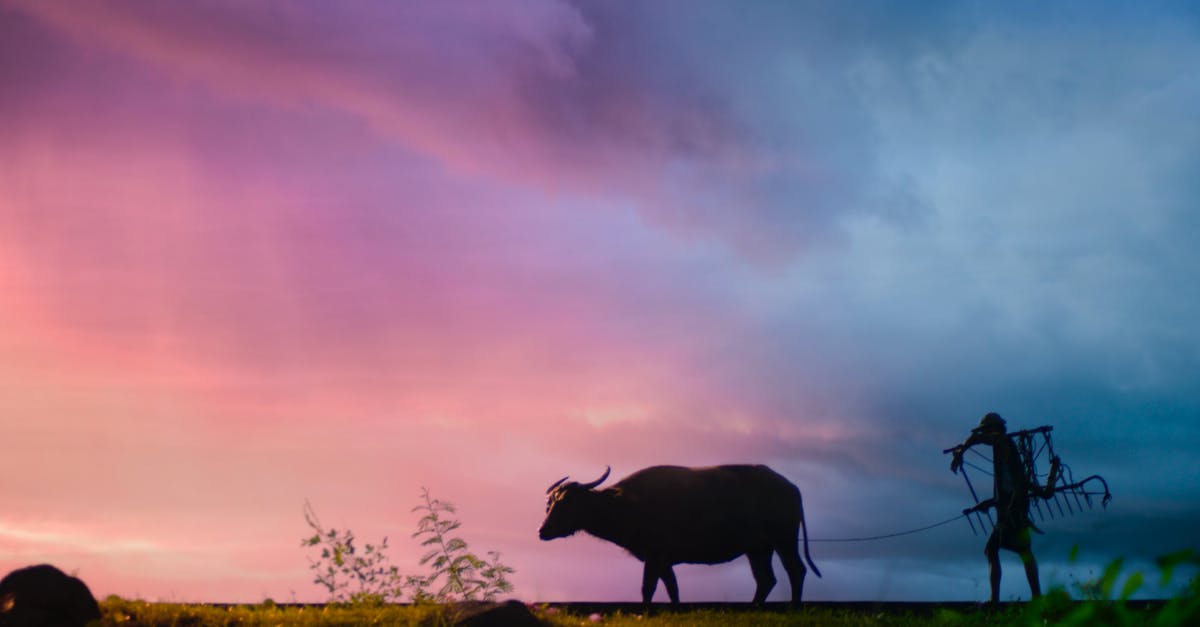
(0, 3), (855, 603)
(0, 100), (742, 429)
(9, 1), (591, 174)
(9, 1), (818, 261)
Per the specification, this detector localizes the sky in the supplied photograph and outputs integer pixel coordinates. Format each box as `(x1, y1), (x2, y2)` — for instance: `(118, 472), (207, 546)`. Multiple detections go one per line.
(1, 0), (1198, 604)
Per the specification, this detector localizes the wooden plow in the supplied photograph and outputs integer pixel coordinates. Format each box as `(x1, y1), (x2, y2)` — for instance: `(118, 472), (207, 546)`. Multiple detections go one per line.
(943, 425), (1112, 536)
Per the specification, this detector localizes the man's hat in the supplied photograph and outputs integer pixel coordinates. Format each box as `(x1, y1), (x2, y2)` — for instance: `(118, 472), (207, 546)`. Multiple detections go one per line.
(974, 412), (1007, 433)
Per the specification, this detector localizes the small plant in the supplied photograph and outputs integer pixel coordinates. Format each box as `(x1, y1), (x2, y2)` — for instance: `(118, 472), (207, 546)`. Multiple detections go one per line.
(408, 487), (515, 602)
(1064, 545), (1105, 601)
(1024, 548), (1200, 627)
(300, 500), (405, 604)
(301, 489), (515, 605)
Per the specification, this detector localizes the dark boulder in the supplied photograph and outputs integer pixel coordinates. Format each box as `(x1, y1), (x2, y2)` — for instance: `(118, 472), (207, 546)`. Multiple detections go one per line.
(450, 600), (545, 627)
(0, 564), (101, 626)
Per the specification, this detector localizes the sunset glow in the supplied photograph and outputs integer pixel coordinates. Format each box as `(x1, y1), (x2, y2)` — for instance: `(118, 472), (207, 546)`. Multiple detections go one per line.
(2, 1), (1198, 603)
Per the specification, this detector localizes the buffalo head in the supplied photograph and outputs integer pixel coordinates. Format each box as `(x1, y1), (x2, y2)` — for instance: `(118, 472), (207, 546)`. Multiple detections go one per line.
(538, 466), (610, 540)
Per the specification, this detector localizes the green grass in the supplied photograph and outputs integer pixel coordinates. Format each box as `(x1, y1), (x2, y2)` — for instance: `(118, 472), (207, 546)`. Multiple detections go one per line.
(94, 550), (1199, 626)
(501, 600), (1200, 626)
(91, 599), (996, 626)
(97, 597), (448, 626)
(537, 606), (1004, 626)
(92, 598), (1194, 627)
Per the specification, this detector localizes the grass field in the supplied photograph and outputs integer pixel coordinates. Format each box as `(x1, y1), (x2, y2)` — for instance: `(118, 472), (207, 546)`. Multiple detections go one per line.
(91, 551), (1199, 625)
(94, 594), (1197, 626)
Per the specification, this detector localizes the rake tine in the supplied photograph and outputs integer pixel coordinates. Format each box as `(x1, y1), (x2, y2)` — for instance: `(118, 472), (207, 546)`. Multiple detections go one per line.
(965, 512), (978, 536)
(1070, 486), (1085, 512)
(1061, 488), (1076, 516)
(961, 467), (978, 501)
(1053, 492), (1066, 517)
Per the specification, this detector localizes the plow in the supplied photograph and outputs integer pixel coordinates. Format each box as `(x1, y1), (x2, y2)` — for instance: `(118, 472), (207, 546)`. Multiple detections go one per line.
(944, 425), (1112, 536)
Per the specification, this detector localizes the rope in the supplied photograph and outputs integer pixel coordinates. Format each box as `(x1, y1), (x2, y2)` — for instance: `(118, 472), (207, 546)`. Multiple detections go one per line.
(808, 513), (966, 543)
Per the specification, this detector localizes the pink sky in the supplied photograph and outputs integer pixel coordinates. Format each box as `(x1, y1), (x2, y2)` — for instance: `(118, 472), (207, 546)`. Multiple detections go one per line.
(0, 1), (854, 602)
(4, 1), (1196, 604)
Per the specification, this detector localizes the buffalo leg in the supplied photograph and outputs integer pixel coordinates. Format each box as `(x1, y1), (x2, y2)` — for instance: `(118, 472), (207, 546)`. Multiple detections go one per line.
(776, 537), (808, 606)
(640, 562), (660, 606)
(661, 566), (680, 604)
(747, 550), (777, 604)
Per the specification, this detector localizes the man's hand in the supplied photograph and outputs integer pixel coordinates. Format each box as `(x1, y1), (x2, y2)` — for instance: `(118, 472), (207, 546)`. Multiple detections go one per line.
(950, 447), (964, 474)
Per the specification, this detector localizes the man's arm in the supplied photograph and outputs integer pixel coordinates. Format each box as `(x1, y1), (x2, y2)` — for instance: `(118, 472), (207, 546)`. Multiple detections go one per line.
(949, 432), (989, 473)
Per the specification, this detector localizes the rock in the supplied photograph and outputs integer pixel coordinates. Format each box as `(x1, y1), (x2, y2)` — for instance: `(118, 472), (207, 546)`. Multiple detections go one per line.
(451, 600), (545, 626)
(0, 564), (102, 627)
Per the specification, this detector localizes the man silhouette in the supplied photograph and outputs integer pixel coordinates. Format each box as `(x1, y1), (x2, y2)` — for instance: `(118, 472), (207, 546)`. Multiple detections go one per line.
(949, 412), (1042, 603)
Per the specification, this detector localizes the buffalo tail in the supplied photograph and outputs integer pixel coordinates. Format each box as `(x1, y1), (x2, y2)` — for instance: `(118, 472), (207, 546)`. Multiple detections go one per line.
(799, 493), (822, 578)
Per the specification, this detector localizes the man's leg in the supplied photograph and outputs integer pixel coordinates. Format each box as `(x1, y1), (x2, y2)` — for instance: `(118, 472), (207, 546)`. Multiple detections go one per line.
(985, 533), (1001, 604)
(1020, 550), (1041, 598)
(1015, 528), (1041, 598)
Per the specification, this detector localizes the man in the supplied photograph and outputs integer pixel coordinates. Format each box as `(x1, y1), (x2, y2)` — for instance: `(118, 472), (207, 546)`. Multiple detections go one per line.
(949, 412), (1042, 603)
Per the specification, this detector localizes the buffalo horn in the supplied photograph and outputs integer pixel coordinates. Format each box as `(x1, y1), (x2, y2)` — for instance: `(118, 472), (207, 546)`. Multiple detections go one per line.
(546, 476), (569, 494)
(579, 466), (610, 490)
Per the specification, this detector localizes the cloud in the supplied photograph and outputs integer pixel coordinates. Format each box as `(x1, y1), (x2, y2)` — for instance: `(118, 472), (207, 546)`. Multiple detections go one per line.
(0, 520), (162, 556)
(7, 0), (948, 263)
(2, 0), (1198, 603)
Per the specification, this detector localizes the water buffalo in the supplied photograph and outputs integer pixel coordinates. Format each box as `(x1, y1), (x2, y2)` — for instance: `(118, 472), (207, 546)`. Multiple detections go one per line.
(538, 464), (820, 606)
(0, 564), (101, 627)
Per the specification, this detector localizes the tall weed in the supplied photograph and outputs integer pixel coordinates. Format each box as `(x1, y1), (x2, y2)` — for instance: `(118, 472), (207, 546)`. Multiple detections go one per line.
(301, 488), (514, 605)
